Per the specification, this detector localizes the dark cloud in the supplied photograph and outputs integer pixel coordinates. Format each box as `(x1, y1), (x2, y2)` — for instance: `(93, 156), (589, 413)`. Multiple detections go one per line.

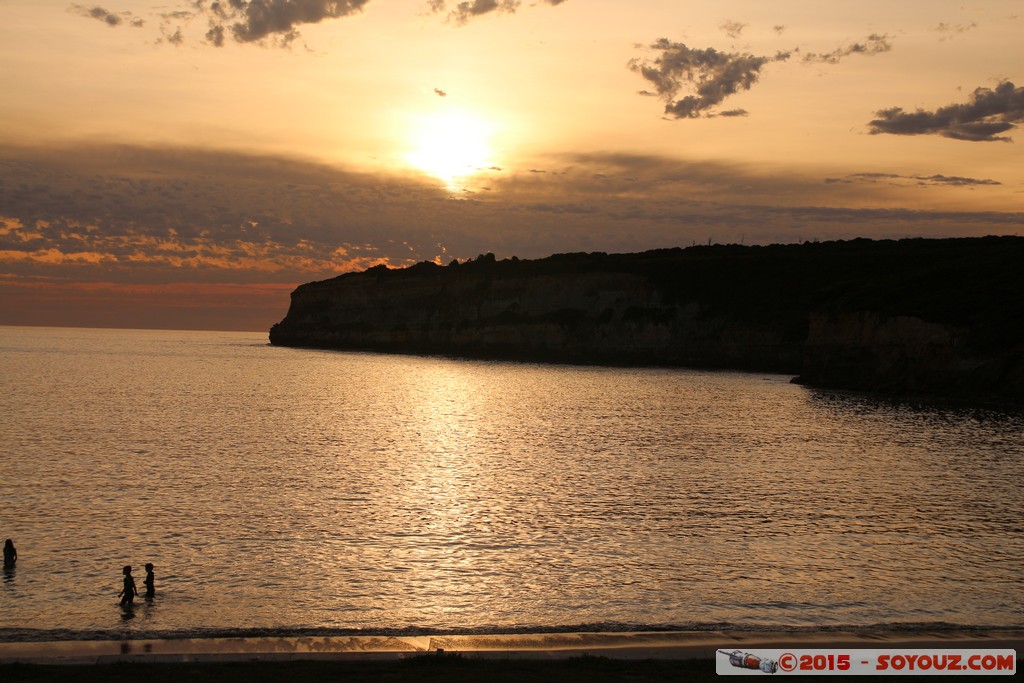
(802, 34), (892, 64)
(825, 172), (1002, 187)
(193, 0), (370, 46)
(629, 40), (790, 118)
(71, 5), (144, 27)
(205, 23), (226, 47)
(719, 19), (746, 39)
(869, 81), (1024, 142)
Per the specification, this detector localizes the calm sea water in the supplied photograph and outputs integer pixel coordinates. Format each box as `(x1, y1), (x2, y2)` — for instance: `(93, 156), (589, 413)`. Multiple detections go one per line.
(1, 326), (1022, 639)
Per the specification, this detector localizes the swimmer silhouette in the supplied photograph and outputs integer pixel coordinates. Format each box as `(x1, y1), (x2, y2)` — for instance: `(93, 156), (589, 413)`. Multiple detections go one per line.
(2, 539), (15, 569)
(143, 563), (155, 599)
(119, 565), (138, 607)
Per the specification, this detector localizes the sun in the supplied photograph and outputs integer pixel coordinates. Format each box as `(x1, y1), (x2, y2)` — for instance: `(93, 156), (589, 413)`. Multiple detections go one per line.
(404, 110), (496, 189)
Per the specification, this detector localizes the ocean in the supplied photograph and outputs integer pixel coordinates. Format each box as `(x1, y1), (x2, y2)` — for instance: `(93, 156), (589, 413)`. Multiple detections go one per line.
(1, 326), (1021, 640)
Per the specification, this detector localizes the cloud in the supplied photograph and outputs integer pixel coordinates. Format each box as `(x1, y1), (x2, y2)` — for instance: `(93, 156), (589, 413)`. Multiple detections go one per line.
(719, 19), (746, 39)
(802, 34), (892, 64)
(825, 173), (1001, 187)
(449, 0), (518, 25)
(78, 0), (567, 48)
(163, 27), (185, 45)
(629, 40), (790, 118)
(869, 81), (1024, 142)
(932, 21), (977, 40)
(156, 9), (195, 45)
(70, 4), (145, 27)
(0, 142), (474, 284)
(2, 142), (1021, 291)
(206, 23), (226, 47)
(428, 0), (565, 25)
(434, 87), (447, 97)
(193, 0), (370, 46)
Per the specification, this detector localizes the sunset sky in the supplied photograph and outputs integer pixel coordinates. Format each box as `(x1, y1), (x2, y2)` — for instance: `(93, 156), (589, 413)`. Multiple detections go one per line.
(2, 0), (1022, 331)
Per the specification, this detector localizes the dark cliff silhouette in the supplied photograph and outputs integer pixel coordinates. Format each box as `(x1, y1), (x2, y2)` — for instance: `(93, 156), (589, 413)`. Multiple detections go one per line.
(270, 237), (1024, 402)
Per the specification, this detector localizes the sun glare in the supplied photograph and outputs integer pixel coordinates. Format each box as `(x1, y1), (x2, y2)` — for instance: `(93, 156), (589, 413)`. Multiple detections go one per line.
(405, 110), (495, 189)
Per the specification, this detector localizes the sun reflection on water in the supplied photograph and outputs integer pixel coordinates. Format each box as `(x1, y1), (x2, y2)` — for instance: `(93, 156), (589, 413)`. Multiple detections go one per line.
(2, 328), (1023, 634)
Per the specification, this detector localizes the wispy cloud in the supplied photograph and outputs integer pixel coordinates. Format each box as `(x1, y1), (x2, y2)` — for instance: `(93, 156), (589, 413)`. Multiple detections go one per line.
(932, 21), (978, 41)
(718, 19), (746, 39)
(802, 34), (892, 64)
(869, 81), (1024, 142)
(630, 40), (790, 118)
(427, 0), (566, 26)
(70, 4), (144, 28)
(825, 172), (1001, 187)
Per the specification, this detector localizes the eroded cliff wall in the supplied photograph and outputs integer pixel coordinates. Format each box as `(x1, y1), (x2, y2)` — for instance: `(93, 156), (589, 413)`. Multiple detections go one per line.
(269, 258), (804, 370)
(800, 312), (1024, 399)
(270, 238), (1024, 402)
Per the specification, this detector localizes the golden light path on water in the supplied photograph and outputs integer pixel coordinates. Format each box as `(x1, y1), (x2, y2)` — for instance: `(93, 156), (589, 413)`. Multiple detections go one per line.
(0, 326), (1022, 636)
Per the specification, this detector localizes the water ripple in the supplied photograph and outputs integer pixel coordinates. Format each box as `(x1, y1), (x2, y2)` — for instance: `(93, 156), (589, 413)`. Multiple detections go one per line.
(1, 327), (1022, 635)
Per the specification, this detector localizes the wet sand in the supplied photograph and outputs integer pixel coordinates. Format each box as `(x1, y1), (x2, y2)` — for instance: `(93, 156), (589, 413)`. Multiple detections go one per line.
(1, 629), (1020, 664)
(1, 631), (1019, 683)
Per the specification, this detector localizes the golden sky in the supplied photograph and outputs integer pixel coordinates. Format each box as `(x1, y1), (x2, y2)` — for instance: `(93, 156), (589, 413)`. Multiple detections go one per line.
(1, 0), (1022, 330)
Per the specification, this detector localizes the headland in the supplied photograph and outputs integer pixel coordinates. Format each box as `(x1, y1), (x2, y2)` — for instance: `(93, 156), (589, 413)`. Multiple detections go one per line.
(270, 237), (1024, 403)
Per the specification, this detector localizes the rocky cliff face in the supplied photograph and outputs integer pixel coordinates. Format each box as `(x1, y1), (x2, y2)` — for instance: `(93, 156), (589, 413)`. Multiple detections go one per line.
(269, 261), (804, 371)
(270, 238), (1024, 403)
(798, 312), (1024, 400)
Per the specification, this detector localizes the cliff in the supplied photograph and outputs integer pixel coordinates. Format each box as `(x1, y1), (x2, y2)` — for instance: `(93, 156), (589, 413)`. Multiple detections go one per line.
(270, 237), (1024, 402)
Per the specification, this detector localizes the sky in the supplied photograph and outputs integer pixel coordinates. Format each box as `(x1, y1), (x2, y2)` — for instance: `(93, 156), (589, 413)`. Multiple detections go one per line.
(1, 0), (1022, 331)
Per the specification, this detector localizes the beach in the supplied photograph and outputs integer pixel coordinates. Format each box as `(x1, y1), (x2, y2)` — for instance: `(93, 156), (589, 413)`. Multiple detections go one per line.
(2, 629), (1020, 681)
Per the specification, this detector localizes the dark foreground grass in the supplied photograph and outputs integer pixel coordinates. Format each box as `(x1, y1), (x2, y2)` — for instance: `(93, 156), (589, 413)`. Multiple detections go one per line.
(3, 655), (714, 683)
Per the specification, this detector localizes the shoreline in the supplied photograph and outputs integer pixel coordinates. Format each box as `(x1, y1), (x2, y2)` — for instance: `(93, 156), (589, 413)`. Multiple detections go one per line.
(2, 628), (1021, 665)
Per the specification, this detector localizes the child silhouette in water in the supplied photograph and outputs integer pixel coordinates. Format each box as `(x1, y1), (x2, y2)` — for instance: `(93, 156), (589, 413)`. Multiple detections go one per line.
(144, 563), (155, 599)
(119, 565), (138, 607)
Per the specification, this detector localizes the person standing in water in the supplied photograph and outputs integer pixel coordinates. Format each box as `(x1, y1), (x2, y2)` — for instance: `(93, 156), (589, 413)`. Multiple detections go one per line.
(2, 539), (15, 569)
(143, 563), (155, 599)
(119, 565), (138, 607)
